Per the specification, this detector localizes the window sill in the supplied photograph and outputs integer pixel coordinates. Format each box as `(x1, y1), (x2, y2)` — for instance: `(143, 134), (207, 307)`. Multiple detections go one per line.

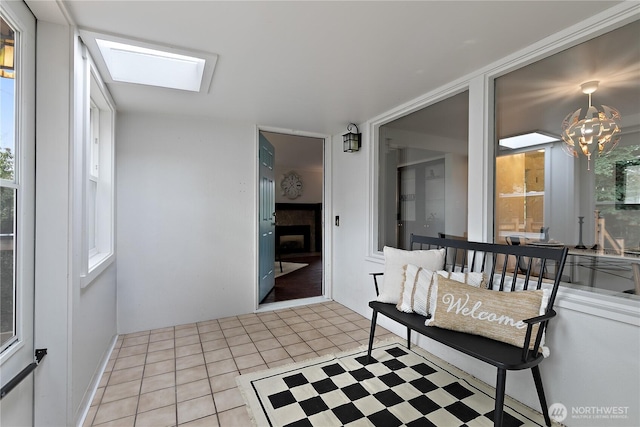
(555, 285), (640, 326)
(81, 251), (115, 288)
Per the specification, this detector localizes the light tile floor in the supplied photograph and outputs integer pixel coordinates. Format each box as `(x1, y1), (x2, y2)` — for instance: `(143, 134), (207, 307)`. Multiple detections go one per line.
(83, 301), (394, 427)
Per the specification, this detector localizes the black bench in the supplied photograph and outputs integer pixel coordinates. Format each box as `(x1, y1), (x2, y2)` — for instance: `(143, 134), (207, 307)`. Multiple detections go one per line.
(367, 234), (568, 427)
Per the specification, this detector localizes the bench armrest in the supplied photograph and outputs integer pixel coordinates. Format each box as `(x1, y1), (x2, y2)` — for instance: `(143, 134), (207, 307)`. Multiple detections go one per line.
(521, 309), (556, 360)
(370, 273), (383, 296)
(523, 309), (556, 325)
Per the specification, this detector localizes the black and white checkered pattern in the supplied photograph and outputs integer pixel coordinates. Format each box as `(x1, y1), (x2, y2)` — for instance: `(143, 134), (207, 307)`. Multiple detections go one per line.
(250, 344), (544, 427)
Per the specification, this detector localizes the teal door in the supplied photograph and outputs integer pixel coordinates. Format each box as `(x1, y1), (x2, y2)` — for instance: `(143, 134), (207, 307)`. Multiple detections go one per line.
(258, 133), (276, 302)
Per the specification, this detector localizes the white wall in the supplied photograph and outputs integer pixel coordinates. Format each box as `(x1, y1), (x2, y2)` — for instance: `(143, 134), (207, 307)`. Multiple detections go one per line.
(72, 266), (117, 423)
(33, 22), (118, 426)
(330, 132), (375, 311)
(444, 153), (468, 237)
(547, 143), (579, 245)
(116, 113), (257, 333)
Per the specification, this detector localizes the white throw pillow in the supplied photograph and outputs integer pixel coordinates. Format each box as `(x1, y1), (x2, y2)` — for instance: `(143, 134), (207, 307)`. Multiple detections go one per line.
(377, 247), (445, 304)
(396, 267), (485, 316)
(443, 271), (486, 289)
(396, 264), (421, 313)
(488, 274), (553, 293)
(412, 268), (437, 316)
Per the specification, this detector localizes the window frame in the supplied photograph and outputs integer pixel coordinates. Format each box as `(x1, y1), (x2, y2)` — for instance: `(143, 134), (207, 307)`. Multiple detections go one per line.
(0, 14), (18, 354)
(367, 84), (470, 260)
(0, 0), (36, 382)
(79, 45), (115, 288)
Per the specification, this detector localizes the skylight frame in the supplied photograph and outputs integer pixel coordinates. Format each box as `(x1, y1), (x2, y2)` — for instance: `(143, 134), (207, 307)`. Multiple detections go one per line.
(498, 131), (559, 150)
(78, 29), (218, 94)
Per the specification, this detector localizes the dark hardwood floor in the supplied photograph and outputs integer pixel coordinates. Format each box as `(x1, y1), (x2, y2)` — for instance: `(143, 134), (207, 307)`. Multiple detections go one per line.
(262, 253), (322, 303)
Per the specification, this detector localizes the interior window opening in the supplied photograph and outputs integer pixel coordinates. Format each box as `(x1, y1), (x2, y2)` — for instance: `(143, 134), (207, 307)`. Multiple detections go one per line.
(494, 20), (640, 299)
(377, 91), (469, 251)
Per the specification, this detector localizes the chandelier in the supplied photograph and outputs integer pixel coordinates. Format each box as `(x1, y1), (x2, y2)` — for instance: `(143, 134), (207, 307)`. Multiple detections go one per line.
(561, 81), (621, 170)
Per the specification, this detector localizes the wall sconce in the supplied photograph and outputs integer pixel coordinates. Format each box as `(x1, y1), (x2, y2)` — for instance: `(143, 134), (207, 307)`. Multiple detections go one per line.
(343, 123), (361, 152)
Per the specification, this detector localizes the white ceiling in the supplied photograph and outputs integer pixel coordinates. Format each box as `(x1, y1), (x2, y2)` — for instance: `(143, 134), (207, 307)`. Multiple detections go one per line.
(496, 19), (640, 140)
(27, 0), (626, 138)
(381, 18), (640, 152)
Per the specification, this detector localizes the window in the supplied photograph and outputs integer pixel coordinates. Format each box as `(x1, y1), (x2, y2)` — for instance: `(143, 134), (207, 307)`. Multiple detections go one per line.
(87, 104), (99, 255)
(1, 0), (35, 386)
(594, 145), (640, 244)
(376, 91), (469, 251)
(0, 16), (16, 350)
(616, 159), (640, 209)
(494, 21), (640, 298)
(81, 48), (115, 286)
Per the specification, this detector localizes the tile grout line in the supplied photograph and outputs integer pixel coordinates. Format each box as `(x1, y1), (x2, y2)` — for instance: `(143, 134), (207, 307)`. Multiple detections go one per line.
(174, 326), (178, 427)
(198, 318), (219, 427)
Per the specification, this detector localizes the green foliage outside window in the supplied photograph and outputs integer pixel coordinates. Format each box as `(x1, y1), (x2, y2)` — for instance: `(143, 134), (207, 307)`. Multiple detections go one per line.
(594, 144), (640, 249)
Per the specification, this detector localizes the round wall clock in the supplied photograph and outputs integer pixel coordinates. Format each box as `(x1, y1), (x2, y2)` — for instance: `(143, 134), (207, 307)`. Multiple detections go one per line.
(281, 171), (303, 199)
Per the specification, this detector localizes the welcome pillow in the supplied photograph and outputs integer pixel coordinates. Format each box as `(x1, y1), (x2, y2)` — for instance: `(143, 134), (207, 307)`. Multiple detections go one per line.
(377, 247), (445, 304)
(426, 275), (550, 355)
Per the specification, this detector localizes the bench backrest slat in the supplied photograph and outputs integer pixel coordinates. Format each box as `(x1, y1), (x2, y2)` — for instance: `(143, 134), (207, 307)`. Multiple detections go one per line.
(409, 234), (569, 312)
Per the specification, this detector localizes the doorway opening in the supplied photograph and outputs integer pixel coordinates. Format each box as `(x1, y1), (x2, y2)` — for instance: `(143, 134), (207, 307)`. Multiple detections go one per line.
(259, 130), (324, 305)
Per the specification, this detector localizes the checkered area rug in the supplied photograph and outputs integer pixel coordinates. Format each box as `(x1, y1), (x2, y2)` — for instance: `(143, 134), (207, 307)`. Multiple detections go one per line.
(237, 340), (552, 426)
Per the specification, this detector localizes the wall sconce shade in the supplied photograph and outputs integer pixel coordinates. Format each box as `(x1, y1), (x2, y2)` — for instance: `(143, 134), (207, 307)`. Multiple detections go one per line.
(561, 81), (621, 170)
(343, 123), (361, 152)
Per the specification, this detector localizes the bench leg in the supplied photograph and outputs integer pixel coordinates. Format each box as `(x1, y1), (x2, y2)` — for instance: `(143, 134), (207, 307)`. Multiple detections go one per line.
(532, 366), (552, 427)
(407, 328), (411, 349)
(493, 368), (507, 427)
(366, 310), (378, 364)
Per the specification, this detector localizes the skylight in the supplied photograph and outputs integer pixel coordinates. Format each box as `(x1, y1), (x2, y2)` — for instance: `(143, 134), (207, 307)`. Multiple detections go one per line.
(499, 132), (558, 150)
(96, 39), (207, 92)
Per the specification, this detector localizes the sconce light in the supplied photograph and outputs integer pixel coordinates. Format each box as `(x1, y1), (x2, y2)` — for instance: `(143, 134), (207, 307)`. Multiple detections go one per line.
(561, 81), (621, 170)
(343, 123), (361, 152)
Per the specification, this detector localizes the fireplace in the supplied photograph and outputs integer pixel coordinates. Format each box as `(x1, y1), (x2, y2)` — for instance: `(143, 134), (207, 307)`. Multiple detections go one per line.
(276, 225), (311, 254)
(275, 203), (322, 253)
